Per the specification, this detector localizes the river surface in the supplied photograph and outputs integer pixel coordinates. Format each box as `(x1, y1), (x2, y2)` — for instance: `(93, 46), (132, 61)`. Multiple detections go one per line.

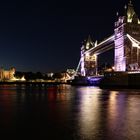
(0, 84), (140, 140)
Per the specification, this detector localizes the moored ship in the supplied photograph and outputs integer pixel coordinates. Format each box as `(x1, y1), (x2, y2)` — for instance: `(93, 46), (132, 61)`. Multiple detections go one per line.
(99, 71), (140, 88)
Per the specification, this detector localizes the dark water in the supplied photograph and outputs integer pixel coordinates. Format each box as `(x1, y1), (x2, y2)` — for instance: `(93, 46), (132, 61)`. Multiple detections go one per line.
(0, 84), (140, 139)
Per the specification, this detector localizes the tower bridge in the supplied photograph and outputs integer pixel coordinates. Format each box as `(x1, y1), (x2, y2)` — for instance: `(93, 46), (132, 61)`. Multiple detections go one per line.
(77, 1), (140, 77)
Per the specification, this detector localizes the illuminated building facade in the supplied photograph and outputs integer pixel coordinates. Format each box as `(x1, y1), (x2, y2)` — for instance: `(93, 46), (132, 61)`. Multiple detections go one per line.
(80, 1), (140, 76)
(0, 67), (15, 80)
(0, 67), (26, 81)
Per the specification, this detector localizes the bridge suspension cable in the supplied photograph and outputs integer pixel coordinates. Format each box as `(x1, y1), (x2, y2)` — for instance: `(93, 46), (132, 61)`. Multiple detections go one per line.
(127, 34), (140, 48)
(70, 58), (81, 79)
(75, 58), (81, 75)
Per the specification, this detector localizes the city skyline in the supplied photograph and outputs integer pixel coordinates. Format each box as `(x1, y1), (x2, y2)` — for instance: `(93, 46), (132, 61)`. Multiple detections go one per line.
(0, 0), (140, 72)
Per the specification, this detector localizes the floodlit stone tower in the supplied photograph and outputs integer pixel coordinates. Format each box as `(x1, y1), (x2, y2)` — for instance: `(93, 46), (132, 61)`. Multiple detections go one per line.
(114, 0), (140, 71)
(80, 35), (97, 76)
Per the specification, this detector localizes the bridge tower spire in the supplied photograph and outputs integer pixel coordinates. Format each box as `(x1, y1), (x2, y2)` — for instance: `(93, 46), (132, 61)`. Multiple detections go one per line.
(127, 0), (135, 23)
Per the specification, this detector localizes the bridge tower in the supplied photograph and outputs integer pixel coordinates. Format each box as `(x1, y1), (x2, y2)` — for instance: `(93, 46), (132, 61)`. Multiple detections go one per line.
(114, 0), (140, 71)
(80, 35), (97, 76)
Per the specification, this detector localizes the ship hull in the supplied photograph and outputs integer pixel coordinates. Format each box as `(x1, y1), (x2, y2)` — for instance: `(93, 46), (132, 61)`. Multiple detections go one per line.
(99, 72), (140, 89)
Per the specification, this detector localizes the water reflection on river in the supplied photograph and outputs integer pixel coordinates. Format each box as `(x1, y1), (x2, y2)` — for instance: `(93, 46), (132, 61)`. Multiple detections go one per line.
(0, 84), (140, 139)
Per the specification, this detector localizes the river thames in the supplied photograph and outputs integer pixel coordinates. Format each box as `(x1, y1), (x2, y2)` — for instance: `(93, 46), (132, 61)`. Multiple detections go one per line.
(0, 84), (140, 140)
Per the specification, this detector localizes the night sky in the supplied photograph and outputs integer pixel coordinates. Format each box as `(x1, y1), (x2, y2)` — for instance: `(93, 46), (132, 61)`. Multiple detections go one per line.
(0, 0), (140, 72)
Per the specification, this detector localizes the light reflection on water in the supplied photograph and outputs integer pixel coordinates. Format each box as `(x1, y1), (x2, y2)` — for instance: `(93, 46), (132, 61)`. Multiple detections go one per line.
(78, 87), (102, 139)
(0, 85), (140, 139)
